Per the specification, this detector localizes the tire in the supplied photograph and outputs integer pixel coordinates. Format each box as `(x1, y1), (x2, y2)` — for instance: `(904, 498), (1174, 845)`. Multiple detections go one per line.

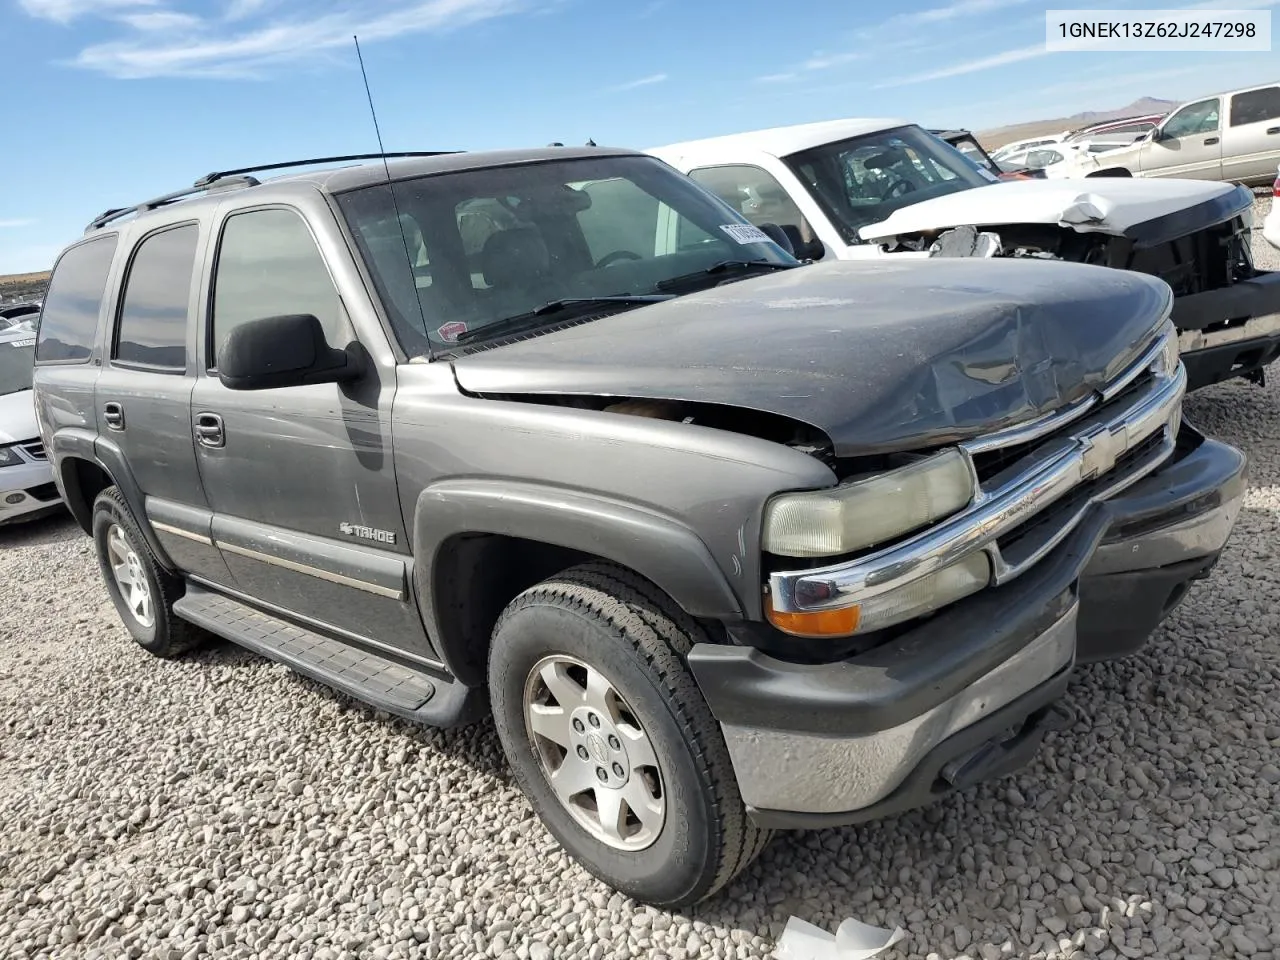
(488, 561), (771, 907)
(91, 486), (204, 659)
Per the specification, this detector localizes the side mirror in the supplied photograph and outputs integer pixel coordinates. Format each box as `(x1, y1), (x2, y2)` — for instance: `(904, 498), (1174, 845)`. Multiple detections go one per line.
(217, 313), (362, 391)
(1150, 127), (1168, 143)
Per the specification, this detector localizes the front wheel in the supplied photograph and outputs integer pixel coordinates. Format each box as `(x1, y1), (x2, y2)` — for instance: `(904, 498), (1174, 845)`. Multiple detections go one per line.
(488, 562), (771, 907)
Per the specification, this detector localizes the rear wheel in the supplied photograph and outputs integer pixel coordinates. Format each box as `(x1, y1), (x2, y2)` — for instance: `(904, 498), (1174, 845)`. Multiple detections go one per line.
(92, 487), (204, 659)
(488, 562), (771, 907)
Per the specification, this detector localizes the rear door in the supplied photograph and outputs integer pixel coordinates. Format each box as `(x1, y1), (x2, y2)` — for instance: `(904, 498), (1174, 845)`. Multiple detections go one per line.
(93, 221), (232, 585)
(189, 203), (434, 661)
(1139, 98), (1224, 179)
(1222, 85), (1280, 183)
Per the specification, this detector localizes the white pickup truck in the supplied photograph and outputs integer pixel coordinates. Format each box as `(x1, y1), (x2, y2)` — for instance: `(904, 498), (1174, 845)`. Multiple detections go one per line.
(650, 118), (1280, 391)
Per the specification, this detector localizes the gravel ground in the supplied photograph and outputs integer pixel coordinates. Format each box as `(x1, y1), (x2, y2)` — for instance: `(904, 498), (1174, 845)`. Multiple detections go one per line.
(2, 199), (1279, 960)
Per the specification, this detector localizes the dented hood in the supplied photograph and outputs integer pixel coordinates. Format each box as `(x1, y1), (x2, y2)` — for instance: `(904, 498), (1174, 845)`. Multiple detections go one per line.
(859, 178), (1251, 248)
(451, 258), (1171, 457)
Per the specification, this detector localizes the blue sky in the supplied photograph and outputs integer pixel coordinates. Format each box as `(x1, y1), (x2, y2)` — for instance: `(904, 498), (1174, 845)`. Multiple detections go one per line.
(1, 0), (1277, 274)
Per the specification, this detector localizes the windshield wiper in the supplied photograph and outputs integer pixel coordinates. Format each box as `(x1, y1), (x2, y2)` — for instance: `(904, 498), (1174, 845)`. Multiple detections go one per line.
(453, 295), (671, 344)
(654, 259), (798, 293)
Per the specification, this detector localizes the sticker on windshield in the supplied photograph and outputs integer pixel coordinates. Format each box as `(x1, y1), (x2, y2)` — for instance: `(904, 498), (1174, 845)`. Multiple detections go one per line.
(436, 321), (468, 343)
(720, 223), (773, 245)
(6, 338), (35, 348)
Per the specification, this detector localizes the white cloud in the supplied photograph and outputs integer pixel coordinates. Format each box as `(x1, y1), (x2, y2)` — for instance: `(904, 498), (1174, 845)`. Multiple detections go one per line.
(22, 0), (538, 78)
(605, 73), (668, 93)
(891, 0), (1031, 25)
(0, 219), (35, 229)
(18, 0), (154, 23)
(876, 42), (1049, 87)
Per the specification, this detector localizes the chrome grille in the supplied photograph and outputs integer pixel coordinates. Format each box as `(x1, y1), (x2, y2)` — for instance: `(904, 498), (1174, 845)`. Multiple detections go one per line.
(18, 440), (46, 461)
(769, 321), (1184, 616)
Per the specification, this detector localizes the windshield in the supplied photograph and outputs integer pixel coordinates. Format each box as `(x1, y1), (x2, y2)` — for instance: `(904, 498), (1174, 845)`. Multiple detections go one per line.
(0, 335), (36, 396)
(336, 154), (796, 353)
(783, 125), (992, 245)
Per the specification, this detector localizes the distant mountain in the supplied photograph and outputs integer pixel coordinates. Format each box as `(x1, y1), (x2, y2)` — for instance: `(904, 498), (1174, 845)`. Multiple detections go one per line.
(976, 97), (1180, 150)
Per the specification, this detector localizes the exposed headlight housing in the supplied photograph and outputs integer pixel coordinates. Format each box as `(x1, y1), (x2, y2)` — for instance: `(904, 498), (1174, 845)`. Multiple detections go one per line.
(0, 445), (22, 468)
(762, 448), (975, 558)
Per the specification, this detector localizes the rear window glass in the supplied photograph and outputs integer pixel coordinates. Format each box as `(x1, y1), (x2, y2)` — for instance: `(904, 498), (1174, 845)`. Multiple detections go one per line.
(114, 223), (199, 370)
(1230, 86), (1280, 126)
(35, 234), (118, 363)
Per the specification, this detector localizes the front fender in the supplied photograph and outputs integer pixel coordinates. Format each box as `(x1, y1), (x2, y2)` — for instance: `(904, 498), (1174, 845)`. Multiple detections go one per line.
(412, 478), (746, 646)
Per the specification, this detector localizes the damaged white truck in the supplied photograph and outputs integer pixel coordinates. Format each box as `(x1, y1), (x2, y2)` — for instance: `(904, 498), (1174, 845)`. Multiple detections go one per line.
(651, 118), (1280, 391)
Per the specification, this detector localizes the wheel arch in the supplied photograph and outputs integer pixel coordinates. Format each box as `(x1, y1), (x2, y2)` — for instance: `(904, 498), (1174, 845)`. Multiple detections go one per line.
(1085, 167), (1133, 178)
(50, 428), (177, 570)
(412, 480), (745, 686)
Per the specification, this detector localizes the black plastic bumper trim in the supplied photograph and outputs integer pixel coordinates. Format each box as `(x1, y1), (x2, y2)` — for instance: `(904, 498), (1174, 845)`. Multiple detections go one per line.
(1171, 268), (1280, 333)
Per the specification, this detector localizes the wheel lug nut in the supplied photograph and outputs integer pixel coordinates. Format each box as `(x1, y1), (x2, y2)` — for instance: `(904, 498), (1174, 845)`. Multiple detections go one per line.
(588, 713), (601, 728)
(572, 718), (585, 733)
(596, 767), (608, 782)
(612, 762), (624, 777)
(577, 746), (589, 760)
(608, 735), (620, 750)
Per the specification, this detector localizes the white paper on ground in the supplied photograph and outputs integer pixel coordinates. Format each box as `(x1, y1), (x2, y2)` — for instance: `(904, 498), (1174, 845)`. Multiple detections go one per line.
(773, 915), (906, 960)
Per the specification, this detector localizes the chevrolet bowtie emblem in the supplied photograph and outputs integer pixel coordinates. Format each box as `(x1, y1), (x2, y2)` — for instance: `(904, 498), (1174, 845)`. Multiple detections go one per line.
(1079, 425), (1126, 480)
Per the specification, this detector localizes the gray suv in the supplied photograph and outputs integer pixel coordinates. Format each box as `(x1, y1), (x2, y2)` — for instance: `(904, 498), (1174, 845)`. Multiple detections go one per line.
(32, 147), (1247, 907)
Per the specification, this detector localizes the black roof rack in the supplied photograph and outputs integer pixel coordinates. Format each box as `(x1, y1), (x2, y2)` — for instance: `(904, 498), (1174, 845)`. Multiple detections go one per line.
(86, 151), (461, 233)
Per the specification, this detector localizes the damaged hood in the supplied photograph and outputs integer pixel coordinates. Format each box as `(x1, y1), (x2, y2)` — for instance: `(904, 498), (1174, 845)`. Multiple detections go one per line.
(859, 178), (1251, 248)
(451, 259), (1171, 456)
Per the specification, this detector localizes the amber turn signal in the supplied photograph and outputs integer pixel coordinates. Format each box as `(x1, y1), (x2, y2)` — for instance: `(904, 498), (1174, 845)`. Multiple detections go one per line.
(764, 596), (861, 638)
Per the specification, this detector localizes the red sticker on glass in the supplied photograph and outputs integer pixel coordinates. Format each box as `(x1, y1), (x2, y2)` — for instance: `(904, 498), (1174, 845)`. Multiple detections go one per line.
(437, 321), (469, 342)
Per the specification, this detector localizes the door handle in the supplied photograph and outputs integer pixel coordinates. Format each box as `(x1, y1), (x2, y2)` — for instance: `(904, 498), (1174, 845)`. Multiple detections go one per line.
(194, 412), (225, 448)
(103, 401), (125, 431)
(1203, 136), (1220, 145)
(1267, 126), (1279, 135)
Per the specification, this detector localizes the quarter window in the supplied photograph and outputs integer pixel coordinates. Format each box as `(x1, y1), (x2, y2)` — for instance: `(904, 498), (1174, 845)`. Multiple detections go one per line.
(114, 224), (198, 370)
(211, 208), (346, 365)
(35, 234), (119, 363)
(1230, 86), (1280, 126)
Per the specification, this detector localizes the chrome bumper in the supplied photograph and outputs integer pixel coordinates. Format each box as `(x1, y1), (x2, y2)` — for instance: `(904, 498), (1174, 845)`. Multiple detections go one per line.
(720, 601), (1077, 815)
(1178, 311), (1280, 354)
(1085, 485), (1244, 577)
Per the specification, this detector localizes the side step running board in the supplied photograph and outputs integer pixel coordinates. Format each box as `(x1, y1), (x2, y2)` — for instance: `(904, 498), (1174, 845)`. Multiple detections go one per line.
(173, 584), (485, 728)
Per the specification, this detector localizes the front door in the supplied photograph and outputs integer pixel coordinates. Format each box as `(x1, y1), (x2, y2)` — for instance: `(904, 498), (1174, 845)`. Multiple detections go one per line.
(190, 204), (433, 661)
(1141, 97), (1224, 180)
(94, 220), (233, 586)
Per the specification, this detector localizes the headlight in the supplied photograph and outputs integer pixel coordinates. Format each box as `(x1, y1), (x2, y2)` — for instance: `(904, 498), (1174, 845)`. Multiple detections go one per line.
(762, 448), (974, 558)
(0, 446), (22, 468)
(766, 552), (991, 637)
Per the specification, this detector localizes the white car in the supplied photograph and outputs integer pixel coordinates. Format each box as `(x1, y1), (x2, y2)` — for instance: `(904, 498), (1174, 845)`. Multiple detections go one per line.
(649, 117), (1280, 391)
(1265, 164), (1280, 251)
(990, 134), (1066, 164)
(0, 327), (61, 524)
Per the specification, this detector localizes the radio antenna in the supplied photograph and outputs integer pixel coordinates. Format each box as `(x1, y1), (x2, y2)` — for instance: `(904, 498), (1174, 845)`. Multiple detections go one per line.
(353, 34), (433, 354)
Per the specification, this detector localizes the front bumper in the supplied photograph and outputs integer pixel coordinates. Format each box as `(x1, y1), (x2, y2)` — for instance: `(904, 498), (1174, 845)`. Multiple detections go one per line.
(689, 427), (1245, 828)
(1077, 428), (1246, 661)
(1172, 269), (1280, 390)
(0, 458), (61, 525)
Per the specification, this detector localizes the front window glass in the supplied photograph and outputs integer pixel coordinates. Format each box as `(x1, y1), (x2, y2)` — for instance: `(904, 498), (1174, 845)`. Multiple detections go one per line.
(689, 164), (821, 258)
(0, 335), (35, 396)
(210, 208), (348, 365)
(784, 125), (991, 244)
(1162, 98), (1221, 139)
(336, 155), (794, 353)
